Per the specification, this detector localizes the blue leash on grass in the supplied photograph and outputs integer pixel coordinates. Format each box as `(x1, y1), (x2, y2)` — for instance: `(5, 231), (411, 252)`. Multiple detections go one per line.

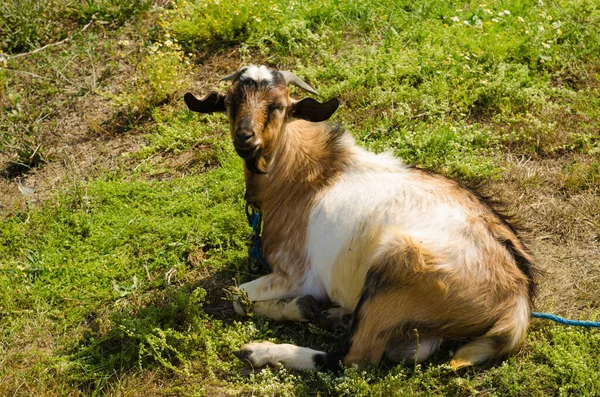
(531, 312), (600, 328)
(245, 203), (600, 327)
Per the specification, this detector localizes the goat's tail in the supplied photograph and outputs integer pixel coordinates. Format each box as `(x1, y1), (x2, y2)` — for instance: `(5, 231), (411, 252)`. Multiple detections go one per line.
(449, 294), (530, 369)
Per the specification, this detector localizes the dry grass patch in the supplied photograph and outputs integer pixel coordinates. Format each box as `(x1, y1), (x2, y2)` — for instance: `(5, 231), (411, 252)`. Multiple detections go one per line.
(489, 155), (600, 320)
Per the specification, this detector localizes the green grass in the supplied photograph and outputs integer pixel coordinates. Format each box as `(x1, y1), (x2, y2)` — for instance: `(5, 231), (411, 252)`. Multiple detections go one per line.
(1, 0), (600, 395)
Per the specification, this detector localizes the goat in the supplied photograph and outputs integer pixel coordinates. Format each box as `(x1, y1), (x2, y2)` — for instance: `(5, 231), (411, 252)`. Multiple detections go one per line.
(184, 65), (536, 371)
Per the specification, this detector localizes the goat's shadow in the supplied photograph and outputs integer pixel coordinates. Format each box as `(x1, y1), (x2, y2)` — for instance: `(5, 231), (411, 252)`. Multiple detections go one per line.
(63, 262), (247, 393)
(63, 259), (475, 394)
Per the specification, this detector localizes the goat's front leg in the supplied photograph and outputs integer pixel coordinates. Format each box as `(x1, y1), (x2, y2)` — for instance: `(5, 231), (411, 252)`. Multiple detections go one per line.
(234, 273), (320, 322)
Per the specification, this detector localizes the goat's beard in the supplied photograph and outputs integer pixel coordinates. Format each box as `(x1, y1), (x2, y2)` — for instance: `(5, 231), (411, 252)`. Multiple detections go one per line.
(243, 152), (267, 174)
(234, 142), (266, 174)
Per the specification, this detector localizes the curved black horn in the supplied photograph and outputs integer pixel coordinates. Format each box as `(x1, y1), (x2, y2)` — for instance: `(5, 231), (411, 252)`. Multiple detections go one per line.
(280, 71), (319, 95)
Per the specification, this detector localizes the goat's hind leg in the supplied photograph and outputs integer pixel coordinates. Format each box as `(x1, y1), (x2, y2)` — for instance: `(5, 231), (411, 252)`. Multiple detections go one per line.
(316, 306), (353, 330)
(343, 231), (444, 367)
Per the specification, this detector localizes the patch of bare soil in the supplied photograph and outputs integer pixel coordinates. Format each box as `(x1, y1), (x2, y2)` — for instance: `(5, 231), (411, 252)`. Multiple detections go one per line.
(491, 155), (600, 318)
(0, 47), (257, 215)
(0, 93), (147, 215)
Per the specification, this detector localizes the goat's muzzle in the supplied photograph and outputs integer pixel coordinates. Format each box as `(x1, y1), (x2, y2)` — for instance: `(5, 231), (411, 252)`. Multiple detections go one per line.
(234, 141), (261, 159)
(233, 132), (265, 174)
(234, 127), (255, 148)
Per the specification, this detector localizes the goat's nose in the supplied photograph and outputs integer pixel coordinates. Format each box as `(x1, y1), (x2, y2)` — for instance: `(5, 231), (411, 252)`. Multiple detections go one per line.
(236, 128), (254, 142)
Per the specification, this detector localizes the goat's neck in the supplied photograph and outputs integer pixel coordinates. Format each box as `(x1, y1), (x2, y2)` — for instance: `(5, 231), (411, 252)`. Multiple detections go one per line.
(244, 120), (350, 214)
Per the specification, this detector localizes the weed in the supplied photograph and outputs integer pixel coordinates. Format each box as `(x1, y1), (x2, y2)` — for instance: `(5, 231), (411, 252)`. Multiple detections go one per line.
(561, 161), (600, 192)
(107, 36), (192, 126)
(0, 0), (63, 53)
(69, 0), (152, 25)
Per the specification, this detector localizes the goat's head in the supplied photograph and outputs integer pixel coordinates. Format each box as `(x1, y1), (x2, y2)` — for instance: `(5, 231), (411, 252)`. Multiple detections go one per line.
(184, 65), (339, 174)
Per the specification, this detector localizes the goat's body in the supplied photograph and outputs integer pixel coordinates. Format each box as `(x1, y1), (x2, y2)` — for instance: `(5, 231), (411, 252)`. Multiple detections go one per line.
(244, 120), (533, 368)
(185, 67), (536, 371)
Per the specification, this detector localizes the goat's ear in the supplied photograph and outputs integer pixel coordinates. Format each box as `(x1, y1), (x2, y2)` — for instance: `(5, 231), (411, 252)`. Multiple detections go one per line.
(184, 92), (226, 113)
(290, 98), (339, 122)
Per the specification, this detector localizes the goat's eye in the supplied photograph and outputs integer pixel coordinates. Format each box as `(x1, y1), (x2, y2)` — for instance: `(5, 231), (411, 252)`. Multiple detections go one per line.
(268, 103), (283, 113)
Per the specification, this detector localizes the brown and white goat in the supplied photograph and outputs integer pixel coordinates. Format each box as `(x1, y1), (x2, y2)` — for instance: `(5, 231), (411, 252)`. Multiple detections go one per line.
(184, 65), (536, 371)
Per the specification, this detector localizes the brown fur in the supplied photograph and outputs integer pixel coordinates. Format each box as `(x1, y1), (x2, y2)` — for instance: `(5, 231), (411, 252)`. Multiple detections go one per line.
(345, 229), (531, 367)
(244, 120), (352, 281)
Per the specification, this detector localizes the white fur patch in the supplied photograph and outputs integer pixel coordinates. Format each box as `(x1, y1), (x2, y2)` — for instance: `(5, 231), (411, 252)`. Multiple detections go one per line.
(505, 295), (530, 350)
(306, 150), (478, 308)
(241, 65), (272, 83)
(307, 168), (409, 307)
(237, 341), (323, 370)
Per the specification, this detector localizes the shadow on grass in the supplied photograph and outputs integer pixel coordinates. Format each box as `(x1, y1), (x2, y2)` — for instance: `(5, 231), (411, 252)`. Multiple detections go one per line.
(62, 256), (483, 394)
(64, 264), (244, 393)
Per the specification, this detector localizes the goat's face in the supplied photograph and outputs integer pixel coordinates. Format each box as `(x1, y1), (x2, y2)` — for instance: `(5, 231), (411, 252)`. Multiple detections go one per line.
(184, 65), (339, 173)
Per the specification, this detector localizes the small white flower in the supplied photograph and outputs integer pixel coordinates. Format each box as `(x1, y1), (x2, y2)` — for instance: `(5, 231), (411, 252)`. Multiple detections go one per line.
(503, 10), (511, 15)
(164, 39), (173, 47)
(492, 18), (499, 22)
(451, 16), (460, 22)
(463, 20), (470, 25)
(538, 25), (544, 31)
(517, 16), (525, 22)
(525, 30), (530, 34)
(542, 42), (550, 49)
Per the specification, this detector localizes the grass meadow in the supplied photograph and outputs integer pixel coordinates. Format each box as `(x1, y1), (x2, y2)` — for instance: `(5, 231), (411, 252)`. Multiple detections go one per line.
(1, 0), (600, 395)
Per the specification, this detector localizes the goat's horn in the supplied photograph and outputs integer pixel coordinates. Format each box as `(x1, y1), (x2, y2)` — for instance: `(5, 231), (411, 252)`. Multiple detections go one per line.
(219, 66), (248, 82)
(280, 71), (319, 96)
(219, 72), (237, 82)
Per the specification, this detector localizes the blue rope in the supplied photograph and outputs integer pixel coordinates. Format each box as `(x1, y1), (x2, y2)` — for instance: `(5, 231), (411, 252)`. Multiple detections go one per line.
(246, 204), (270, 272)
(532, 312), (600, 328)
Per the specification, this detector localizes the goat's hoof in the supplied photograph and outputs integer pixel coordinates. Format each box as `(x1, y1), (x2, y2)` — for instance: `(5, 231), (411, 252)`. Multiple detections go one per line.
(317, 307), (353, 330)
(294, 295), (320, 321)
(233, 349), (252, 363)
(233, 298), (248, 316)
(233, 341), (275, 368)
